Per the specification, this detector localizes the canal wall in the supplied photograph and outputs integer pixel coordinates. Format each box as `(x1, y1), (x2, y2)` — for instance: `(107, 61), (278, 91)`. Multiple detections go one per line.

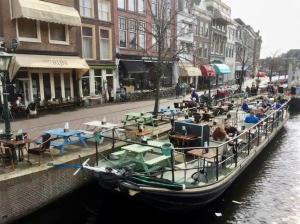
(0, 150), (97, 224)
(0, 123), (171, 224)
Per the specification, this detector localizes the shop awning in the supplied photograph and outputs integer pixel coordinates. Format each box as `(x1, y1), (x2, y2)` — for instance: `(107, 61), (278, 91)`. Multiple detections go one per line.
(179, 64), (201, 77)
(120, 60), (147, 74)
(9, 54), (89, 81)
(200, 65), (216, 77)
(235, 65), (249, 72)
(11, 0), (82, 26)
(257, 71), (267, 77)
(212, 64), (231, 75)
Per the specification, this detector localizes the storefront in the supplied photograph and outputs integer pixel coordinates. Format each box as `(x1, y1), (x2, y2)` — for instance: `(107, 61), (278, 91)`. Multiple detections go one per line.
(8, 54), (89, 105)
(118, 55), (173, 93)
(80, 65), (117, 102)
(200, 64), (217, 88)
(178, 63), (202, 89)
(212, 63), (231, 86)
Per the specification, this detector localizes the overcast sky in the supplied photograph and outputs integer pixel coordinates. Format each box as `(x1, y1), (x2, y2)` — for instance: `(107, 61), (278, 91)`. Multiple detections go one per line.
(224, 0), (300, 58)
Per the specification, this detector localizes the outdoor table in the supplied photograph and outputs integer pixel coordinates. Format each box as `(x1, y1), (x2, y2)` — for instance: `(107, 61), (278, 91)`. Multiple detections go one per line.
(119, 144), (153, 168)
(169, 134), (198, 147)
(83, 121), (119, 136)
(122, 112), (154, 127)
(0, 139), (34, 162)
(45, 128), (88, 155)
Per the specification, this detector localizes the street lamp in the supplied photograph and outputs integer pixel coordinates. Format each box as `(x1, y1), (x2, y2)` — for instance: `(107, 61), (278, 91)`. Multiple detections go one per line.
(0, 51), (13, 140)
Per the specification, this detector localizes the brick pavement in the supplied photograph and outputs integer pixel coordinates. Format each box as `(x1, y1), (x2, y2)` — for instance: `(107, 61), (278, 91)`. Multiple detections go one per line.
(6, 97), (179, 138)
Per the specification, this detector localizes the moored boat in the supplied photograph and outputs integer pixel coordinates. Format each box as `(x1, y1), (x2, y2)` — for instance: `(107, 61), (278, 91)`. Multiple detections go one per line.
(81, 99), (290, 211)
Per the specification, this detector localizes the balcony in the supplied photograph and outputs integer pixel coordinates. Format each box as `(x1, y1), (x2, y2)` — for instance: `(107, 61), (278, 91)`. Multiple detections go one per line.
(212, 9), (231, 25)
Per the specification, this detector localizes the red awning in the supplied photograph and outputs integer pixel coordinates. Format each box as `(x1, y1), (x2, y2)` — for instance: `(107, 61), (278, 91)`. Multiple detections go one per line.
(257, 72), (267, 77)
(200, 65), (216, 77)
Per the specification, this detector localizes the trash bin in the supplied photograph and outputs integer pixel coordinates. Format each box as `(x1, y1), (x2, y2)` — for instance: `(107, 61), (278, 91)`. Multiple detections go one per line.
(161, 143), (174, 156)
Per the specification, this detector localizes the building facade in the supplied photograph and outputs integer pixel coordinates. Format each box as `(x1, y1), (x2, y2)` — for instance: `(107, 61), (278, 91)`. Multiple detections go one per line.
(192, 0), (212, 89)
(76, 0), (117, 102)
(205, 0), (231, 85)
(235, 18), (261, 82)
(0, 0), (88, 106)
(224, 22), (236, 84)
(115, 0), (174, 94)
(175, 0), (200, 87)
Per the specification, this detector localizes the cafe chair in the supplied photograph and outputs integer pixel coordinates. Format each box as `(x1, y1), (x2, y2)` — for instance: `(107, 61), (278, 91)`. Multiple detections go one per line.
(27, 133), (53, 165)
(0, 144), (14, 169)
(26, 102), (38, 119)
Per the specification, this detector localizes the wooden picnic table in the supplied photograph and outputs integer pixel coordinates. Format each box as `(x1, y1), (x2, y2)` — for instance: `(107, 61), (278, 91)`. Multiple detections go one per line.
(45, 128), (88, 155)
(122, 112), (154, 127)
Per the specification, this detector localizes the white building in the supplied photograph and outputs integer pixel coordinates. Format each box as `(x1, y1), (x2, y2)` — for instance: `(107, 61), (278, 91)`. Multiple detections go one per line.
(175, 0), (201, 88)
(225, 22), (237, 84)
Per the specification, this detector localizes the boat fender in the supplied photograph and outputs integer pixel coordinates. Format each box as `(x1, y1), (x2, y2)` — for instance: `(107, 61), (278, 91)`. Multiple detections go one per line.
(128, 189), (140, 196)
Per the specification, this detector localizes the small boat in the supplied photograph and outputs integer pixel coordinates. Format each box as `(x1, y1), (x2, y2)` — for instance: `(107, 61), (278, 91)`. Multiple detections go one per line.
(81, 100), (290, 211)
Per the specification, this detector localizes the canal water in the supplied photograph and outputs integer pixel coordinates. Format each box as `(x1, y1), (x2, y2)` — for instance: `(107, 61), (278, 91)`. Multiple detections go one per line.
(18, 113), (300, 224)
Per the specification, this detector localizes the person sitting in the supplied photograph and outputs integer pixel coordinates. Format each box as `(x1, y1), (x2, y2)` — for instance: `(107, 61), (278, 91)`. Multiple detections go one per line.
(187, 98), (198, 109)
(242, 100), (250, 112)
(273, 100), (282, 110)
(212, 126), (230, 141)
(202, 108), (211, 122)
(244, 110), (260, 124)
(225, 123), (238, 137)
(190, 88), (199, 103)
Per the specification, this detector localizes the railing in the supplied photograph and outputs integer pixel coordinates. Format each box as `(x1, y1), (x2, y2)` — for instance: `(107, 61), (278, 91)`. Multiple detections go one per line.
(94, 100), (289, 189)
(170, 101), (289, 186)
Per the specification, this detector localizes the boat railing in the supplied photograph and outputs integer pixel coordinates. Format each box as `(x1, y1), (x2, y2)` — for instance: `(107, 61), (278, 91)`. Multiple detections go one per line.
(171, 101), (290, 186)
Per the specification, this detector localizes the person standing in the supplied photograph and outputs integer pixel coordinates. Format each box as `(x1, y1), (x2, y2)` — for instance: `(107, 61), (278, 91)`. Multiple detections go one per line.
(175, 83), (181, 98)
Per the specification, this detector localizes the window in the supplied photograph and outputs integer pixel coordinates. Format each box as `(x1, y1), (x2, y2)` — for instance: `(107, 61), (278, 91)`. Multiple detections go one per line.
(94, 69), (102, 95)
(17, 18), (40, 42)
(100, 28), (111, 60)
(204, 43), (208, 58)
(119, 17), (127, 48)
(49, 23), (68, 44)
(198, 43), (203, 57)
(138, 0), (145, 14)
(98, 0), (111, 21)
(80, 0), (94, 18)
(152, 0), (158, 16)
(82, 26), (95, 59)
(129, 20), (137, 49)
(64, 73), (71, 99)
(118, 0), (126, 9)
(138, 22), (145, 49)
(128, 0), (136, 11)
(82, 74), (90, 96)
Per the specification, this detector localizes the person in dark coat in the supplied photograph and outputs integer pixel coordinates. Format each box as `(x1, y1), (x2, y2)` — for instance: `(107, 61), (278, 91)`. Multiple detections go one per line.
(175, 83), (181, 98)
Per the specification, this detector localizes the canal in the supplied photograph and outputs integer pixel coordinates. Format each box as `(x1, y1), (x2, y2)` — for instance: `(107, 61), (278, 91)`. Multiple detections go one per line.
(18, 113), (300, 224)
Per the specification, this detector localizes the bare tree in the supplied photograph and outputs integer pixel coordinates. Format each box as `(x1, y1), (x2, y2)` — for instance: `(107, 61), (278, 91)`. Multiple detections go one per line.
(142, 0), (194, 116)
(267, 50), (280, 82)
(236, 33), (252, 90)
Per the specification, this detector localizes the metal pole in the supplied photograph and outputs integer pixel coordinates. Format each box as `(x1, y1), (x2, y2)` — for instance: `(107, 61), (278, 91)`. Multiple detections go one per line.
(257, 125), (260, 146)
(1, 71), (11, 140)
(216, 147), (219, 180)
(95, 138), (99, 166)
(171, 149), (175, 182)
(112, 127), (115, 152)
(248, 130), (251, 155)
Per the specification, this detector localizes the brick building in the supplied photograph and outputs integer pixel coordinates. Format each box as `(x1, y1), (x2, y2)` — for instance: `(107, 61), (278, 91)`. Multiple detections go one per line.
(75, 0), (117, 102)
(115, 0), (174, 93)
(0, 0), (88, 106)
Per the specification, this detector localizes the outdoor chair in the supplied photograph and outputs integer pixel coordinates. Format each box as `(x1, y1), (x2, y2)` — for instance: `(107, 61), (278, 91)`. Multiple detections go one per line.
(26, 102), (38, 119)
(27, 133), (53, 165)
(0, 143), (14, 169)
